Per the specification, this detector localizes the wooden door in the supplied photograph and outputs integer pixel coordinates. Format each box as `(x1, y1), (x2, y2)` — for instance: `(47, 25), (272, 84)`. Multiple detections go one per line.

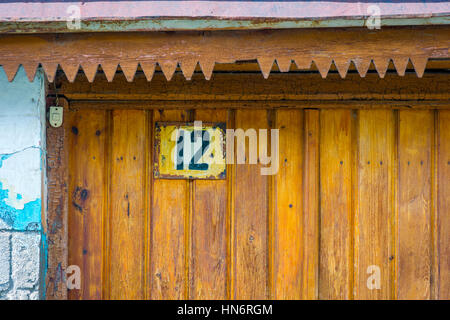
(67, 106), (449, 300)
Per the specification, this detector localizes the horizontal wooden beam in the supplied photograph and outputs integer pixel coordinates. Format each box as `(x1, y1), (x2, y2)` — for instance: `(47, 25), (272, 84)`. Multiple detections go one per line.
(213, 59), (450, 72)
(1, 26), (448, 82)
(56, 72), (450, 102)
(68, 100), (450, 110)
(1, 16), (449, 34)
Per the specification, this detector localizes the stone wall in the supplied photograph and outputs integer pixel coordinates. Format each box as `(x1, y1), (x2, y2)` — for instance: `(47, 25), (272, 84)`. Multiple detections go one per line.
(0, 66), (46, 300)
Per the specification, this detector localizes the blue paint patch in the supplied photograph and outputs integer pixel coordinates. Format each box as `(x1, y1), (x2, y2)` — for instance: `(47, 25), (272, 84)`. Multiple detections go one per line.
(39, 231), (48, 300)
(0, 153), (13, 168)
(0, 181), (41, 231)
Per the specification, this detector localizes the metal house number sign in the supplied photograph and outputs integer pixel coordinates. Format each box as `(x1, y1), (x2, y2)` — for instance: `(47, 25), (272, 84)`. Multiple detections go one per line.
(154, 122), (226, 179)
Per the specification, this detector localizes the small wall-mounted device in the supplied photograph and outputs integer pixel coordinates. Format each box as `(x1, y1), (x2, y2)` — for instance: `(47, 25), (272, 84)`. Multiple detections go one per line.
(49, 106), (63, 128)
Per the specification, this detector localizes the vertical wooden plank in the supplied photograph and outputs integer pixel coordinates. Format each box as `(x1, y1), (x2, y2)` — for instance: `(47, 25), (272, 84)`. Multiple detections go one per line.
(151, 110), (188, 300)
(46, 98), (69, 300)
(189, 109), (228, 299)
(319, 109), (352, 300)
(302, 110), (320, 300)
(431, 109), (438, 301)
(354, 110), (394, 299)
(227, 109), (236, 300)
(273, 109), (303, 299)
(144, 110), (152, 300)
(151, 180), (188, 299)
(68, 109), (107, 299)
(103, 110), (112, 300)
(234, 109), (268, 299)
(398, 110), (432, 300)
(109, 110), (146, 299)
(392, 110), (400, 300)
(437, 110), (450, 299)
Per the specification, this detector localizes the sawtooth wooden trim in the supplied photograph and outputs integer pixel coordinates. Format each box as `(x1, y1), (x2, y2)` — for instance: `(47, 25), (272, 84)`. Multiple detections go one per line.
(0, 26), (448, 82)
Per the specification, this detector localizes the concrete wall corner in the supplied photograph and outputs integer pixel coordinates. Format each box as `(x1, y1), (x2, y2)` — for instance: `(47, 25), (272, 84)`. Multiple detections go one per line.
(0, 66), (47, 300)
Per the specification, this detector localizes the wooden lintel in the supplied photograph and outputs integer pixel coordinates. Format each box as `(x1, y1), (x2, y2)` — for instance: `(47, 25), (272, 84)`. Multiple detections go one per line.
(68, 100), (450, 110)
(55, 72), (450, 103)
(0, 26), (448, 82)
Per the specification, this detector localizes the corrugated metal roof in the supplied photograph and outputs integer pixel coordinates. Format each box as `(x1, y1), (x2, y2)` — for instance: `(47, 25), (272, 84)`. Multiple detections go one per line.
(0, 1), (449, 33)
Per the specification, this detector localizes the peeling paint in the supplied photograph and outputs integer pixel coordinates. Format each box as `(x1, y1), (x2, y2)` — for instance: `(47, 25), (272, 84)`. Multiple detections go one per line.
(0, 147), (42, 211)
(39, 232), (48, 300)
(0, 65), (46, 300)
(0, 67), (44, 231)
(0, 16), (449, 34)
(0, 1), (448, 33)
(0, 182), (41, 230)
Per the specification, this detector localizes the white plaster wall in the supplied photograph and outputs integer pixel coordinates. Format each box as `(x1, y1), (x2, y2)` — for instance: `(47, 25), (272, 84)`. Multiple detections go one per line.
(0, 66), (44, 212)
(0, 66), (46, 300)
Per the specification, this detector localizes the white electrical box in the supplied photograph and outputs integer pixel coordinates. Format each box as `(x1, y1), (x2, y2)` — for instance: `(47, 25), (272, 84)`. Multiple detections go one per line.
(49, 106), (63, 128)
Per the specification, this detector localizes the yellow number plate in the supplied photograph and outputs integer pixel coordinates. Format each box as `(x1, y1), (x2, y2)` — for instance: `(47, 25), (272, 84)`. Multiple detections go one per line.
(154, 122), (226, 179)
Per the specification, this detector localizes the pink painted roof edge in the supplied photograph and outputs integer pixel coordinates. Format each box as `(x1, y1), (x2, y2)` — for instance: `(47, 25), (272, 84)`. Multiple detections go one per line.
(0, 1), (448, 21)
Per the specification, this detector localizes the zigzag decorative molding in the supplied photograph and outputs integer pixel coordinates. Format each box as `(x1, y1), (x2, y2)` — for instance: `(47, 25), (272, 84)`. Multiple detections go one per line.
(0, 27), (447, 82)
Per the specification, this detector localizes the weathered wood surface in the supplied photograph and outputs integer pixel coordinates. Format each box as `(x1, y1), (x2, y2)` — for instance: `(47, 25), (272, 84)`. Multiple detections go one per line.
(437, 111), (450, 299)
(190, 109), (228, 300)
(1, 26), (448, 82)
(151, 110), (188, 300)
(59, 72), (450, 103)
(354, 110), (395, 299)
(45, 98), (69, 300)
(398, 111), (433, 300)
(302, 110), (320, 300)
(60, 106), (448, 300)
(273, 109), (304, 299)
(233, 110), (269, 299)
(109, 110), (147, 299)
(319, 110), (353, 299)
(67, 109), (107, 300)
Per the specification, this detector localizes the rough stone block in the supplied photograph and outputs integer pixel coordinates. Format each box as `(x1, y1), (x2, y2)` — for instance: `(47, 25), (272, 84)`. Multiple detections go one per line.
(11, 232), (40, 289)
(5, 288), (31, 300)
(29, 290), (39, 300)
(0, 219), (11, 230)
(0, 232), (10, 291)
